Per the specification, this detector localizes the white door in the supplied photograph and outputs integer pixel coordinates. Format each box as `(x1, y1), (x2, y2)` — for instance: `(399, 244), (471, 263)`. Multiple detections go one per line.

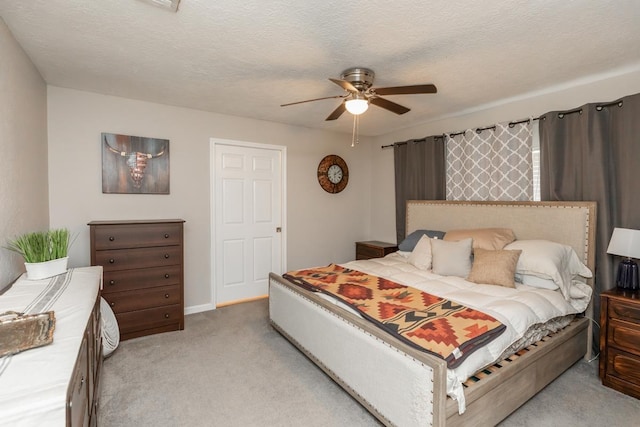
(212, 140), (285, 306)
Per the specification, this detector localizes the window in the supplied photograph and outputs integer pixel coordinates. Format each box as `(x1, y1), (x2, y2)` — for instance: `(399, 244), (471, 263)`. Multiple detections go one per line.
(532, 124), (541, 201)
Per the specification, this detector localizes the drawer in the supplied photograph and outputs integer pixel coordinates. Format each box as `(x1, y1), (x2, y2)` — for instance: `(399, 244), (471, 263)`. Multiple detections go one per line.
(67, 335), (89, 427)
(115, 304), (182, 334)
(102, 265), (182, 293)
(92, 223), (182, 250)
(606, 347), (640, 386)
(356, 245), (385, 259)
(103, 285), (181, 313)
(608, 318), (640, 357)
(95, 246), (182, 271)
(609, 299), (640, 324)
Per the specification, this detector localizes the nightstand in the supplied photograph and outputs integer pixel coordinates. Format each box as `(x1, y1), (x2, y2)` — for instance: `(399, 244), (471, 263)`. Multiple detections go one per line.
(355, 241), (398, 260)
(599, 289), (640, 399)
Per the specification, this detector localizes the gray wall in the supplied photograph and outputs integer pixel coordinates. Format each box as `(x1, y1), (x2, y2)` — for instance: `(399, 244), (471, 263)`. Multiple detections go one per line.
(0, 18), (49, 290)
(46, 87), (374, 312)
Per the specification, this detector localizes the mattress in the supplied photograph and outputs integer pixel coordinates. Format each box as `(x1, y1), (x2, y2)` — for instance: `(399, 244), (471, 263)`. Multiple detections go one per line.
(315, 253), (592, 412)
(0, 267), (102, 426)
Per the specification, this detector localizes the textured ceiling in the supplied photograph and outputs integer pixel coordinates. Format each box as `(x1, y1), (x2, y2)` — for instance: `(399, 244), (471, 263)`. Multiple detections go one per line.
(1, 0), (639, 136)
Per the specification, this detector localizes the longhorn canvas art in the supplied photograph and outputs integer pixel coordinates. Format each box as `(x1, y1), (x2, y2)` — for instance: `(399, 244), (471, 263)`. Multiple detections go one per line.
(102, 133), (170, 194)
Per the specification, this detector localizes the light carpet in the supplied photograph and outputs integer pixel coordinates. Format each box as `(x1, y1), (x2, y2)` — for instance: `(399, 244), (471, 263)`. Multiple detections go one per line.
(99, 299), (638, 426)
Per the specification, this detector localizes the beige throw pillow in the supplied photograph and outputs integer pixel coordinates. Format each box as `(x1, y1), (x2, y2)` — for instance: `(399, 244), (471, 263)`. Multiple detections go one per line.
(467, 248), (522, 288)
(444, 228), (516, 250)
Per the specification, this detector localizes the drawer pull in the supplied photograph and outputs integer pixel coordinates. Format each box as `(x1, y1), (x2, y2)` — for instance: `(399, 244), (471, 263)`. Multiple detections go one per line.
(165, 293), (170, 298)
(109, 236), (115, 241)
(164, 254), (170, 259)
(164, 313), (170, 319)
(164, 234), (170, 238)
(109, 280), (115, 286)
(110, 302), (115, 307)
(164, 274), (170, 279)
(109, 259), (115, 264)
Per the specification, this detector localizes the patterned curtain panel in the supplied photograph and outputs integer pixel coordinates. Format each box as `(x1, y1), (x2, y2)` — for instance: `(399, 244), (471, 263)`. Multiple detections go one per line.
(446, 121), (533, 201)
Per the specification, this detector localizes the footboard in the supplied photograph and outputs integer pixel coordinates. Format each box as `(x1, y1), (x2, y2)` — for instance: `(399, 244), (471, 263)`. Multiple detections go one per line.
(269, 273), (449, 427)
(269, 272), (589, 427)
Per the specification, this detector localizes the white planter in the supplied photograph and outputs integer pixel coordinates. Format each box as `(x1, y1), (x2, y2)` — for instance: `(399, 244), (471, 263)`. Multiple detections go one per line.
(25, 257), (69, 280)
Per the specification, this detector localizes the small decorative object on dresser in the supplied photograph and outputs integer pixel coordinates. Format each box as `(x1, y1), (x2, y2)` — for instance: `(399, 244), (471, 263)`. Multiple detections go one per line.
(355, 240), (398, 260)
(599, 289), (640, 399)
(88, 219), (185, 340)
(6, 228), (71, 280)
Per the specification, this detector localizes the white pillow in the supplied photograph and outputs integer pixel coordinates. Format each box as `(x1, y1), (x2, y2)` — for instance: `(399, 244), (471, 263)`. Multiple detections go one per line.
(431, 238), (473, 278)
(504, 240), (592, 300)
(570, 281), (592, 299)
(515, 273), (559, 290)
(408, 234), (434, 270)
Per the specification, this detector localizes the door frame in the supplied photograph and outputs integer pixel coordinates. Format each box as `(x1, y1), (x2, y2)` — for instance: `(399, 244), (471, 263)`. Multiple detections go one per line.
(209, 138), (287, 308)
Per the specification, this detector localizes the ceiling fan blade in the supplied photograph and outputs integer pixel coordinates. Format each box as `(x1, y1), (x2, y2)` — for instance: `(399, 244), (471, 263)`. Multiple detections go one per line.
(281, 94), (346, 107)
(329, 78), (358, 93)
(369, 96), (410, 115)
(325, 102), (346, 121)
(373, 84), (437, 96)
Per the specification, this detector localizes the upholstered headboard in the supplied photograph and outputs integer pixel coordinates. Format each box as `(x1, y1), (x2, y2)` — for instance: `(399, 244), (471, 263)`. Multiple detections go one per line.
(406, 200), (597, 274)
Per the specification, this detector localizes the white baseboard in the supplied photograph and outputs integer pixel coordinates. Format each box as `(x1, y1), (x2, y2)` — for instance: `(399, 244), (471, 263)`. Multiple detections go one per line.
(184, 302), (216, 315)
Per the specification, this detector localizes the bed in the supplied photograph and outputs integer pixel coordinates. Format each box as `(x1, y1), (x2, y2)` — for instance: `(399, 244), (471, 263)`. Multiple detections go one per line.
(269, 200), (596, 427)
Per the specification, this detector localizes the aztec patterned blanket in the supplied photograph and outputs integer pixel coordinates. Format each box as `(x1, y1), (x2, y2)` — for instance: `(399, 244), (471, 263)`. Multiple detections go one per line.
(283, 264), (506, 368)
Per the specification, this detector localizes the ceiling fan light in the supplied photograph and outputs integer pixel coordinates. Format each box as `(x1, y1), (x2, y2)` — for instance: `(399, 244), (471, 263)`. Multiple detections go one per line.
(345, 99), (369, 115)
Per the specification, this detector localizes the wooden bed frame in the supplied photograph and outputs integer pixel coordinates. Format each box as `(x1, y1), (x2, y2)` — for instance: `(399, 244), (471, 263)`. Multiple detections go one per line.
(269, 201), (596, 427)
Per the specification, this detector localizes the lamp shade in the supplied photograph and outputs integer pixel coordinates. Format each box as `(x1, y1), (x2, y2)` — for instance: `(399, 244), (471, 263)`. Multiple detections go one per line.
(607, 227), (640, 259)
(345, 98), (369, 115)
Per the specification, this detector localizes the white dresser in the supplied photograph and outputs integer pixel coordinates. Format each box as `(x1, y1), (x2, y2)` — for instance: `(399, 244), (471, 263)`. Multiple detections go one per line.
(0, 266), (103, 426)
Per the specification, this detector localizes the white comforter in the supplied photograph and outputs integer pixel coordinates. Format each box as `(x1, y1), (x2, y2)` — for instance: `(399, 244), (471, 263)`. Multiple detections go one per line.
(335, 252), (591, 413)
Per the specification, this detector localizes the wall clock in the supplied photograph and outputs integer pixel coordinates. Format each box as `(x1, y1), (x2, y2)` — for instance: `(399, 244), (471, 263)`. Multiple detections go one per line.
(317, 154), (349, 194)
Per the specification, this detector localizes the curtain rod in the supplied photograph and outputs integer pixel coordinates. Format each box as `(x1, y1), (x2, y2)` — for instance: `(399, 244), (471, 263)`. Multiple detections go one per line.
(381, 98), (624, 149)
(380, 117), (540, 149)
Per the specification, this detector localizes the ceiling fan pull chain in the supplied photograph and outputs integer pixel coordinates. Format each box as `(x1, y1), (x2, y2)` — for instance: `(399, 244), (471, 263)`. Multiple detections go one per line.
(351, 114), (362, 147)
(351, 115), (357, 147)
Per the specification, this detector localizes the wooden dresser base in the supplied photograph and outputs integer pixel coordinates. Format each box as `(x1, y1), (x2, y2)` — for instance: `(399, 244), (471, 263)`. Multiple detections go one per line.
(89, 219), (185, 340)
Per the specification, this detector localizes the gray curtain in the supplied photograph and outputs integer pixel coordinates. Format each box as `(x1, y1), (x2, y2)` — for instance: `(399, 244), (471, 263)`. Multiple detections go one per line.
(539, 92), (640, 345)
(393, 136), (446, 243)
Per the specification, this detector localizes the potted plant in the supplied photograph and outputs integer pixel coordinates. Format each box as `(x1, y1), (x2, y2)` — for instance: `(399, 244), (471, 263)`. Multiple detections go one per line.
(6, 228), (72, 280)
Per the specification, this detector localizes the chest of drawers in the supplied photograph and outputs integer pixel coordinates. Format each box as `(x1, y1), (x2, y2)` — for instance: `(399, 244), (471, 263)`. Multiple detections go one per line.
(88, 219), (185, 340)
(0, 267), (102, 426)
(599, 289), (640, 399)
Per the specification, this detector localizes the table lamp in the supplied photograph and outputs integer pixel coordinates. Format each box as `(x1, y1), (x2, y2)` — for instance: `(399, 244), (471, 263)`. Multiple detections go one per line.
(607, 227), (640, 291)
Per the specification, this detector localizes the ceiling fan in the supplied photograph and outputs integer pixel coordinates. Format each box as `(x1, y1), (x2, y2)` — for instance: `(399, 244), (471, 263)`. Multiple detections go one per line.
(280, 67), (437, 121)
